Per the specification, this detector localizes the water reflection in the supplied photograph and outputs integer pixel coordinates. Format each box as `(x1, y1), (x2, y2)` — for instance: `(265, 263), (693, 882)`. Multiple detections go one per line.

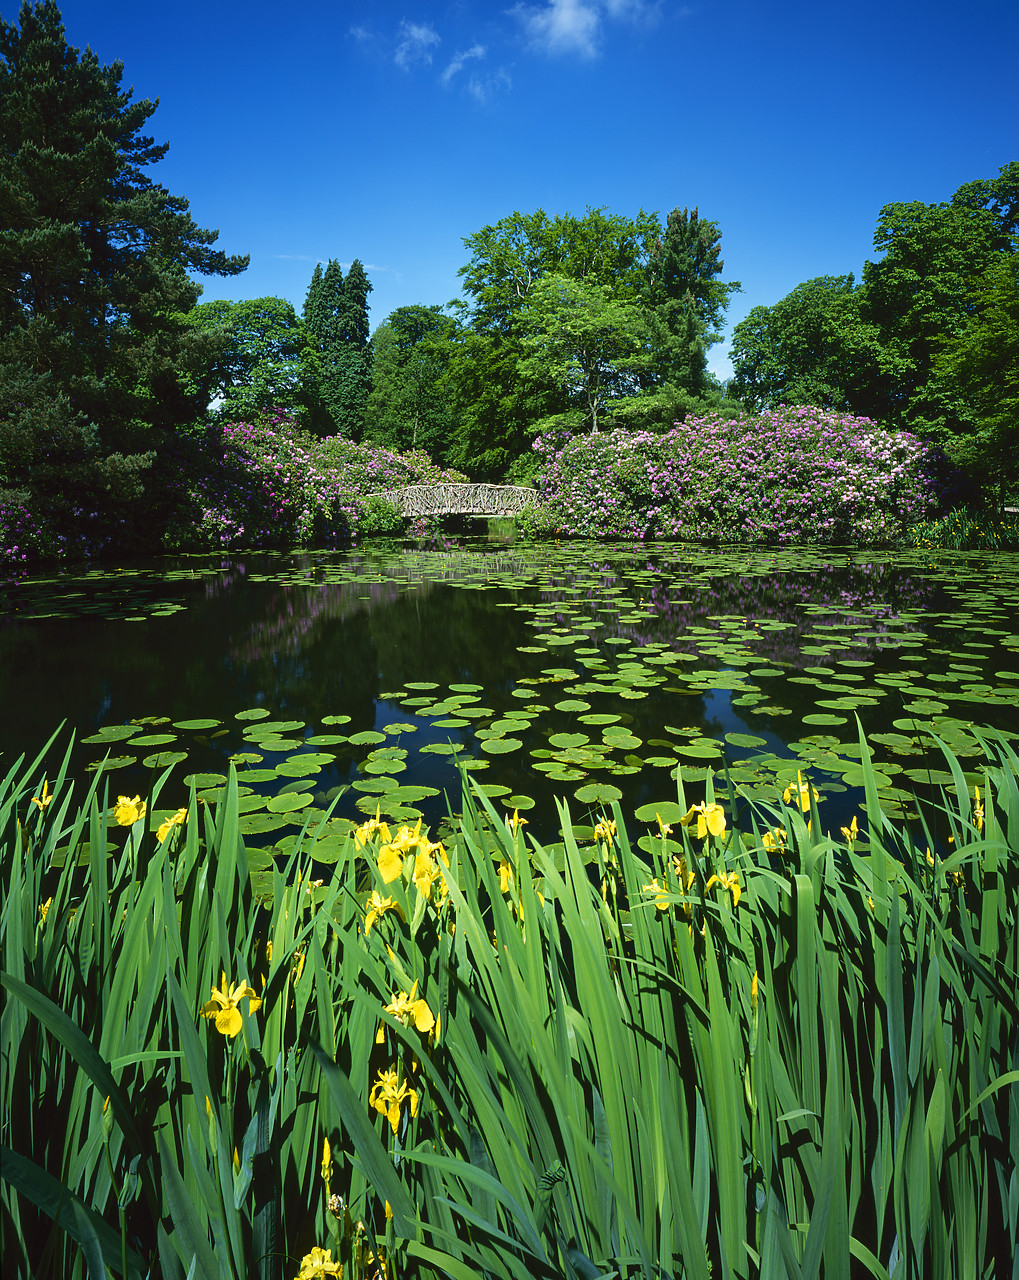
(1, 542), (1015, 849)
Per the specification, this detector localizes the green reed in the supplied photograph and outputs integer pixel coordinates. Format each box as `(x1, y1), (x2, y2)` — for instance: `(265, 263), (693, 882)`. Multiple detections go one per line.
(1, 725), (1016, 1278)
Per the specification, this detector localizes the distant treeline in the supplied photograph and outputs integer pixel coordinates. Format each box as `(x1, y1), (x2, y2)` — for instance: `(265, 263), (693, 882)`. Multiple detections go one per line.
(2, 2), (1016, 572)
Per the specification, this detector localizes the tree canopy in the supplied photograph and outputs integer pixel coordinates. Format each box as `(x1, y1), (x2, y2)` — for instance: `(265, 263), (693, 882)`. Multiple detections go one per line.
(728, 162), (1018, 485)
(303, 257), (373, 437)
(0, 0), (247, 447)
(366, 305), (457, 460)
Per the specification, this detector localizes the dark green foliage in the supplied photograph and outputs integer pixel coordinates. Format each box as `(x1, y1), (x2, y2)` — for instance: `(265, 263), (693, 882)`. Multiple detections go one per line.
(729, 162), (1018, 500)
(645, 206), (740, 401)
(303, 257), (373, 438)
(366, 305), (457, 460)
(187, 297), (326, 428)
(449, 207), (661, 476)
(0, 1), (246, 446)
(0, 0), (246, 555)
(932, 251), (1019, 503)
(729, 275), (890, 415)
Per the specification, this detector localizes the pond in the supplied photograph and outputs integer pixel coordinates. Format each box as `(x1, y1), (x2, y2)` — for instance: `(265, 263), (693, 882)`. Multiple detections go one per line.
(2, 538), (1017, 866)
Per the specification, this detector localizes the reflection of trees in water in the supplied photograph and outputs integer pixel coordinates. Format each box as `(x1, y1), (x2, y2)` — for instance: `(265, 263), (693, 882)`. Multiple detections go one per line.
(537, 559), (936, 668)
(232, 580), (406, 662)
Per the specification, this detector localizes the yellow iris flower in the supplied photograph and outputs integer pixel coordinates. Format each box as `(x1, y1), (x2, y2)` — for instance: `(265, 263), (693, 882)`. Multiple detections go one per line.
(354, 804), (392, 849)
(973, 785), (984, 832)
(157, 807), (188, 843)
(762, 826), (787, 853)
(592, 817), (617, 845)
(294, 1245), (343, 1279)
(681, 802), (727, 840)
(783, 772), (818, 813)
(706, 869), (741, 908)
(114, 795), (146, 826)
(840, 814), (859, 846)
(30, 780), (52, 811)
(369, 1066), (419, 1135)
(364, 890), (405, 934)
(200, 972), (262, 1038)
(379, 981), (436, 1040)
(509, 808), (528, 835)
(642, 878), (670, 912)
(655, 812), (673, 838)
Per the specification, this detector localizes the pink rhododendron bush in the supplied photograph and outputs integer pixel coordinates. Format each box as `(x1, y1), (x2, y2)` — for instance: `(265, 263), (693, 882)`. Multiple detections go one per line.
(523, 406), (965, 545)
(160, 412), (467, 553)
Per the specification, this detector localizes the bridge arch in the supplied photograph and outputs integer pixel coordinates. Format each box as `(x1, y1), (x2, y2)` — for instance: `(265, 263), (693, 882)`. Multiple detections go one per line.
(380, 483), (537, 519)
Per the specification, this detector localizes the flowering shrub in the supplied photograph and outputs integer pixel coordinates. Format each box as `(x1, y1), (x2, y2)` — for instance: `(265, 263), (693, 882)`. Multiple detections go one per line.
(0, 495), (54, 581)
(523, 406), (966, 545)
(160, 412), (467, 553)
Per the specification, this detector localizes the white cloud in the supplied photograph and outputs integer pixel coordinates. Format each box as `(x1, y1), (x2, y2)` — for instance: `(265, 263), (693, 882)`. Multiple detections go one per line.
(511, 0), (601, 58)
(440, 43), (487, 87)
(395, 20), (441, 69)
(510, 0), (662, 58)
(466, 68), (513, 103)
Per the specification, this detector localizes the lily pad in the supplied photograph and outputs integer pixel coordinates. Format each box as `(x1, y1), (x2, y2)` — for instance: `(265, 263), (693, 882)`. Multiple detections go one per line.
(266, 792), (314, 813)
(574, 782), (623, 804)
(481, 737), (524, 754)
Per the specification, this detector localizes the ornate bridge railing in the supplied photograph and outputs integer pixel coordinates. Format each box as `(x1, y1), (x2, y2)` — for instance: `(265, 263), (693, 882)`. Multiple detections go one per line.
(381, 483), (537, 518)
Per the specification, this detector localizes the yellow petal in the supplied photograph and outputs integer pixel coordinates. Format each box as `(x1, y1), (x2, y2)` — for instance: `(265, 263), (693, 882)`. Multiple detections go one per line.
(215, 1006), (243, 1038)
(411, 999), (435, 1034)
(377, 846), (403, 883)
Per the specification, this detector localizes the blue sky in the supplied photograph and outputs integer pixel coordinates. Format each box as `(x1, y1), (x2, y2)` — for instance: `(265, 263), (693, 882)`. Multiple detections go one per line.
(52, 0), (1017, 378)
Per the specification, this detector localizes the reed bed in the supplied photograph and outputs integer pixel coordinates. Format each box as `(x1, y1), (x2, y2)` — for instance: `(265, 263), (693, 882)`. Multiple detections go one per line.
(2, 726), (1016, 1279)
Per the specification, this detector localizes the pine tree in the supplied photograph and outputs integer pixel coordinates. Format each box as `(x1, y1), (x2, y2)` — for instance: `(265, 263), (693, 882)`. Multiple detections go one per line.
(646, 208), (739, 399)
(0, 0), (246, 554)
(0, 0), (247, 448)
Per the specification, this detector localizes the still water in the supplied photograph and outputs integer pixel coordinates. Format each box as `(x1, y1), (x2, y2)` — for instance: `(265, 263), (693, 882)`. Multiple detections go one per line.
(2, 539), (1017, 854)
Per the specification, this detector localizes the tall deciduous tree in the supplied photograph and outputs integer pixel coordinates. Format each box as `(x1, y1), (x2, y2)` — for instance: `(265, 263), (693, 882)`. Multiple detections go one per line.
(366, 305), (457, 459)
(519, 274), (652, 431)
(933, 252), (1019, 502)
(187, 297), (324, 426)
(450, 206), (659, 476)
(728, 275), (889, 415)
(0, 0), (247, 448)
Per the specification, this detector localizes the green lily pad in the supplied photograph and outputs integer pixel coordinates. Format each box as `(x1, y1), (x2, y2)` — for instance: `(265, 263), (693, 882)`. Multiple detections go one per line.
(183, 772), (227, 789)
(142, 751), (188, 768)
(481, 737), (524, 754)
(235, 707), (271, 721)
(174, 718), (222, 731)
(130, 733), (177, 747)
(321, 714), (353, 725)
(574, 782), (623, 804)
(238, 812), (291, 834)
(725, 732), (768, 749)
(84, 755), (134, 771)
(349, 731), (386, 746)
(266, 792), (314, 813)
(81, 725), (141, 744)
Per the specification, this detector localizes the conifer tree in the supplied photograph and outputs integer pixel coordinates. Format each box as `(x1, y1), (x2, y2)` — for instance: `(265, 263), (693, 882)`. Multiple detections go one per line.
(0, 0), (247, 446)
(646, 207), (739, 399)
(302, 257), (372, 437)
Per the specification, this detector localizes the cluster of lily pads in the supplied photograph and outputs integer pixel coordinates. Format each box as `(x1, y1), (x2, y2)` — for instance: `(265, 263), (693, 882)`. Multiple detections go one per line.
(40, 540), (1015, 876)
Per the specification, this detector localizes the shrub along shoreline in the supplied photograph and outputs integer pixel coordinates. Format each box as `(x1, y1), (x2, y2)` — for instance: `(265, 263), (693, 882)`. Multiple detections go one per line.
(6, 405), (1019, 582)
(2, 725), (1016, 1278)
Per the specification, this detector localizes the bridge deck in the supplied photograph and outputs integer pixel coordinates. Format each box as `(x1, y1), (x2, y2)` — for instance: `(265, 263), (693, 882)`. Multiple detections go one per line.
(381, 483), (536, 518)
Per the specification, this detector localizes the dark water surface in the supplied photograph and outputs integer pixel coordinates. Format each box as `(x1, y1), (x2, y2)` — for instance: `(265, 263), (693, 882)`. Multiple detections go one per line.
(2, 539), (1017, 856)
